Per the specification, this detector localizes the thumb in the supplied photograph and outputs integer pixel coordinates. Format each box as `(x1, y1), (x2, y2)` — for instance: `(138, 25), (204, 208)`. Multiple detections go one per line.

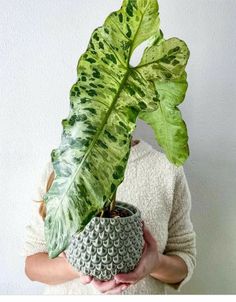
(80, 274), (93, 285)
(143, 225), (156, 246)
(114, 270), (139, 284)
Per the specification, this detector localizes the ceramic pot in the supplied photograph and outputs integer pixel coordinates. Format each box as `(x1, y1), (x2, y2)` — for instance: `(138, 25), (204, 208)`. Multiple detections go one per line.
(65, 201), (144, 281)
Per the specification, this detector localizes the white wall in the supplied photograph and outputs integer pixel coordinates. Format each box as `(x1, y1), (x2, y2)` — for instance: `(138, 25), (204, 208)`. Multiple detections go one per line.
(1, 0), (235, 294)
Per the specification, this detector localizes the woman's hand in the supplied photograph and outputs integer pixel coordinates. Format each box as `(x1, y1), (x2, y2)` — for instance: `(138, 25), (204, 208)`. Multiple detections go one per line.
(91, 278), (129, 294)
(113, 223), (161, 286)
(46, 223), (159, 293)
(89, 223), (160, 294)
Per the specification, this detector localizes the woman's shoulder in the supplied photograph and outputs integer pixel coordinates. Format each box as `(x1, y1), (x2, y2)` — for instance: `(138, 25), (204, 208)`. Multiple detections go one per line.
(136, 139), (184, 177)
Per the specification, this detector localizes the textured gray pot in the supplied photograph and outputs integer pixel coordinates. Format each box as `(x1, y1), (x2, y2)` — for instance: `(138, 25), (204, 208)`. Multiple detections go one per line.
(65, 201), (144, 281)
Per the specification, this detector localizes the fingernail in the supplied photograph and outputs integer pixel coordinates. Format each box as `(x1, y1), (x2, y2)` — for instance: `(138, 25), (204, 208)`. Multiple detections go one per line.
(121, 285), (127, 291)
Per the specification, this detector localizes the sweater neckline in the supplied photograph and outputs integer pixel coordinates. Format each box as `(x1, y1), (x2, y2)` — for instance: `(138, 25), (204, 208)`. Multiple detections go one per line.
(129, 139), (154, 162)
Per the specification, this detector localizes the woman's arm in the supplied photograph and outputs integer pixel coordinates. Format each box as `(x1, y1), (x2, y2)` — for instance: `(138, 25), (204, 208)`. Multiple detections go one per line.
(113, 224), (187, 287)
(161, 166), (197, 290)
(150, 253), (187, 284)
(25, 252), (92, 286)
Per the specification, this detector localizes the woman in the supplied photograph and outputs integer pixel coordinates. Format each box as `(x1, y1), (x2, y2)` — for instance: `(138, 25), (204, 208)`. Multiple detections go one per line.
(23, 138), (197, 294)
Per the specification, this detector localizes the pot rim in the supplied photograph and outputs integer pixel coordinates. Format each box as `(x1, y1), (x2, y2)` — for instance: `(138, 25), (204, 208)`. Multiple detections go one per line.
(70, 201), (143, 241)
(92, 201), (141, 222)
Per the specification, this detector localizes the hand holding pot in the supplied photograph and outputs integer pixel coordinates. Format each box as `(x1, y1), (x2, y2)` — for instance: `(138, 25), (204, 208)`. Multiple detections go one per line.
(113, 223), (160, 286)
(91, 278), (129, 294)
(89, 223), (160, 294)
(61, 249), (128, 294)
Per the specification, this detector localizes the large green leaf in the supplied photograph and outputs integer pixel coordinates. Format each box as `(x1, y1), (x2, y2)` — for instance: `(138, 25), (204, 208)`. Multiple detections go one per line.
(44, 0), (163, 258)
(138, 34), (190, 165)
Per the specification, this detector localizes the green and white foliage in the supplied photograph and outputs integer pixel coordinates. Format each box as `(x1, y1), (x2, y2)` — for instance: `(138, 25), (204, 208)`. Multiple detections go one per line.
(43, 0), (190, 258)
(138, 32), (190, 165)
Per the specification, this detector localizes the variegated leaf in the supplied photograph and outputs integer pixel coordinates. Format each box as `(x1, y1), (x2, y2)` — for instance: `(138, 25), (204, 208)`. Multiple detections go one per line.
(138, 36), (190, 165)
(44, 0), (163, 258)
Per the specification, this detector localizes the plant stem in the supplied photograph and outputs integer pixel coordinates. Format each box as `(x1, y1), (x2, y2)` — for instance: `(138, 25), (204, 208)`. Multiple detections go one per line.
(109, 190), (116, 213)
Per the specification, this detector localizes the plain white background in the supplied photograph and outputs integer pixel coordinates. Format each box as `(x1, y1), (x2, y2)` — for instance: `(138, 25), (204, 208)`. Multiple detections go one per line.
(1, 0), (236, 294)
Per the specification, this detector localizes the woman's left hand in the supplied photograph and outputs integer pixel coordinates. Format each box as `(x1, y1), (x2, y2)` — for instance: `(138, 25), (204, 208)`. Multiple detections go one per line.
(113, 223), (161, 287)
(91, 223), (161, 294)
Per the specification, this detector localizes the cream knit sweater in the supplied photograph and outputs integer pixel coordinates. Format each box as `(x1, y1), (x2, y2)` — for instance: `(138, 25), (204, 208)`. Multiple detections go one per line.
(22, 139), (196, 295)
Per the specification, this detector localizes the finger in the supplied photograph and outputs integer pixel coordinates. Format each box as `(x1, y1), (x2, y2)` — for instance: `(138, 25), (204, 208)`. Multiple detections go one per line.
(143, 225), (156, 247)
(142, 241), (148, 254)
(141, 220), (144, 229)
(114, 270), (139, 284)
(79, 274), (93, 285)
(104, 284), (129, 295)
(114, 242), (149, 284)
(91, 278), (117, 293)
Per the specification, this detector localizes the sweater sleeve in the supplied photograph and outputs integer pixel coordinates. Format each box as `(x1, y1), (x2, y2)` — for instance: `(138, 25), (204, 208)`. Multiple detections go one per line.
(163, 166), (197, 291)
(21, 160), (52, 257)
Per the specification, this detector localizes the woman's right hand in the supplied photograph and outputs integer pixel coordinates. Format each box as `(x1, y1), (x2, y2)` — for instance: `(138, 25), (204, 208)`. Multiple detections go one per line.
(91, 278), (129, 294)
(78, 272), (93, 285)
(59, 252), (128, 293)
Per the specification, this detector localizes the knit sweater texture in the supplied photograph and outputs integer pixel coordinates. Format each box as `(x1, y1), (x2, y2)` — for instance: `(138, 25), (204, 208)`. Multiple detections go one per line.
(22, 139), (197, 294)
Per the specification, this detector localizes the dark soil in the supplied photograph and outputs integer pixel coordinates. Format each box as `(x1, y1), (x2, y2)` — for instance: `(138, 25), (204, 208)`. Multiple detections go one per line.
(97, 207), (131, 218)
(109, 208), (131, 218)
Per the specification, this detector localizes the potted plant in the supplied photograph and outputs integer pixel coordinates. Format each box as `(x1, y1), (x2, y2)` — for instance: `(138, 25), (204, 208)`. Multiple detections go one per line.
(43, 0), (190, 281)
